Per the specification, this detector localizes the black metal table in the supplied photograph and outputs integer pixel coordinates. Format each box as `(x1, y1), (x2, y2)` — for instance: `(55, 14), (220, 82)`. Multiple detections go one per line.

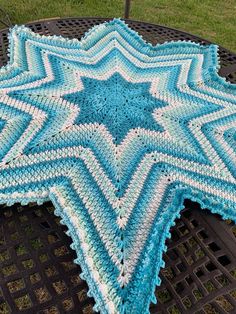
(0, 18), (235, 314)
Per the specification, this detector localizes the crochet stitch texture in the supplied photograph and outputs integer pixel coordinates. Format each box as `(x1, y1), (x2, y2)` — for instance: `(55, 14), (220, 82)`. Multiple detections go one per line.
(0, 18), (236, 313)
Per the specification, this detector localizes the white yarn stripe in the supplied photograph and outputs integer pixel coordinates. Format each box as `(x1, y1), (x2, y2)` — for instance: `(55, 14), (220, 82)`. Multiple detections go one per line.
(124, 168), (236, 282)
(50, 186), (119, 314)
(1, 140), (234, 223)
(0, 95), (46, 163)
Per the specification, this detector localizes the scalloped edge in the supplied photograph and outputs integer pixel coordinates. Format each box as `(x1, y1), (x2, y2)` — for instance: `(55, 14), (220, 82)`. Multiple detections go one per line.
(1, 18), (235, 98)
(125, 184), (236, 313)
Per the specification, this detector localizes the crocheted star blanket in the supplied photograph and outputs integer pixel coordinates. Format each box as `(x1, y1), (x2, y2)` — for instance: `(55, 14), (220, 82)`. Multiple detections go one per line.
(0, 18), (236, 313)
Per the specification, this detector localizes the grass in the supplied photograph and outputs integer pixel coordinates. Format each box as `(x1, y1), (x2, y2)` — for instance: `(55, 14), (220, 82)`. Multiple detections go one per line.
(7, 278), (25, 293)
(156, 289), (172, 304)
(0, 0), (235, 51)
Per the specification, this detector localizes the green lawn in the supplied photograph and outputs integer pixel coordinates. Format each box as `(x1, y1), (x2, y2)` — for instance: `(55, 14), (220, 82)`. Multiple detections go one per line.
(0, 0), (236, 51)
